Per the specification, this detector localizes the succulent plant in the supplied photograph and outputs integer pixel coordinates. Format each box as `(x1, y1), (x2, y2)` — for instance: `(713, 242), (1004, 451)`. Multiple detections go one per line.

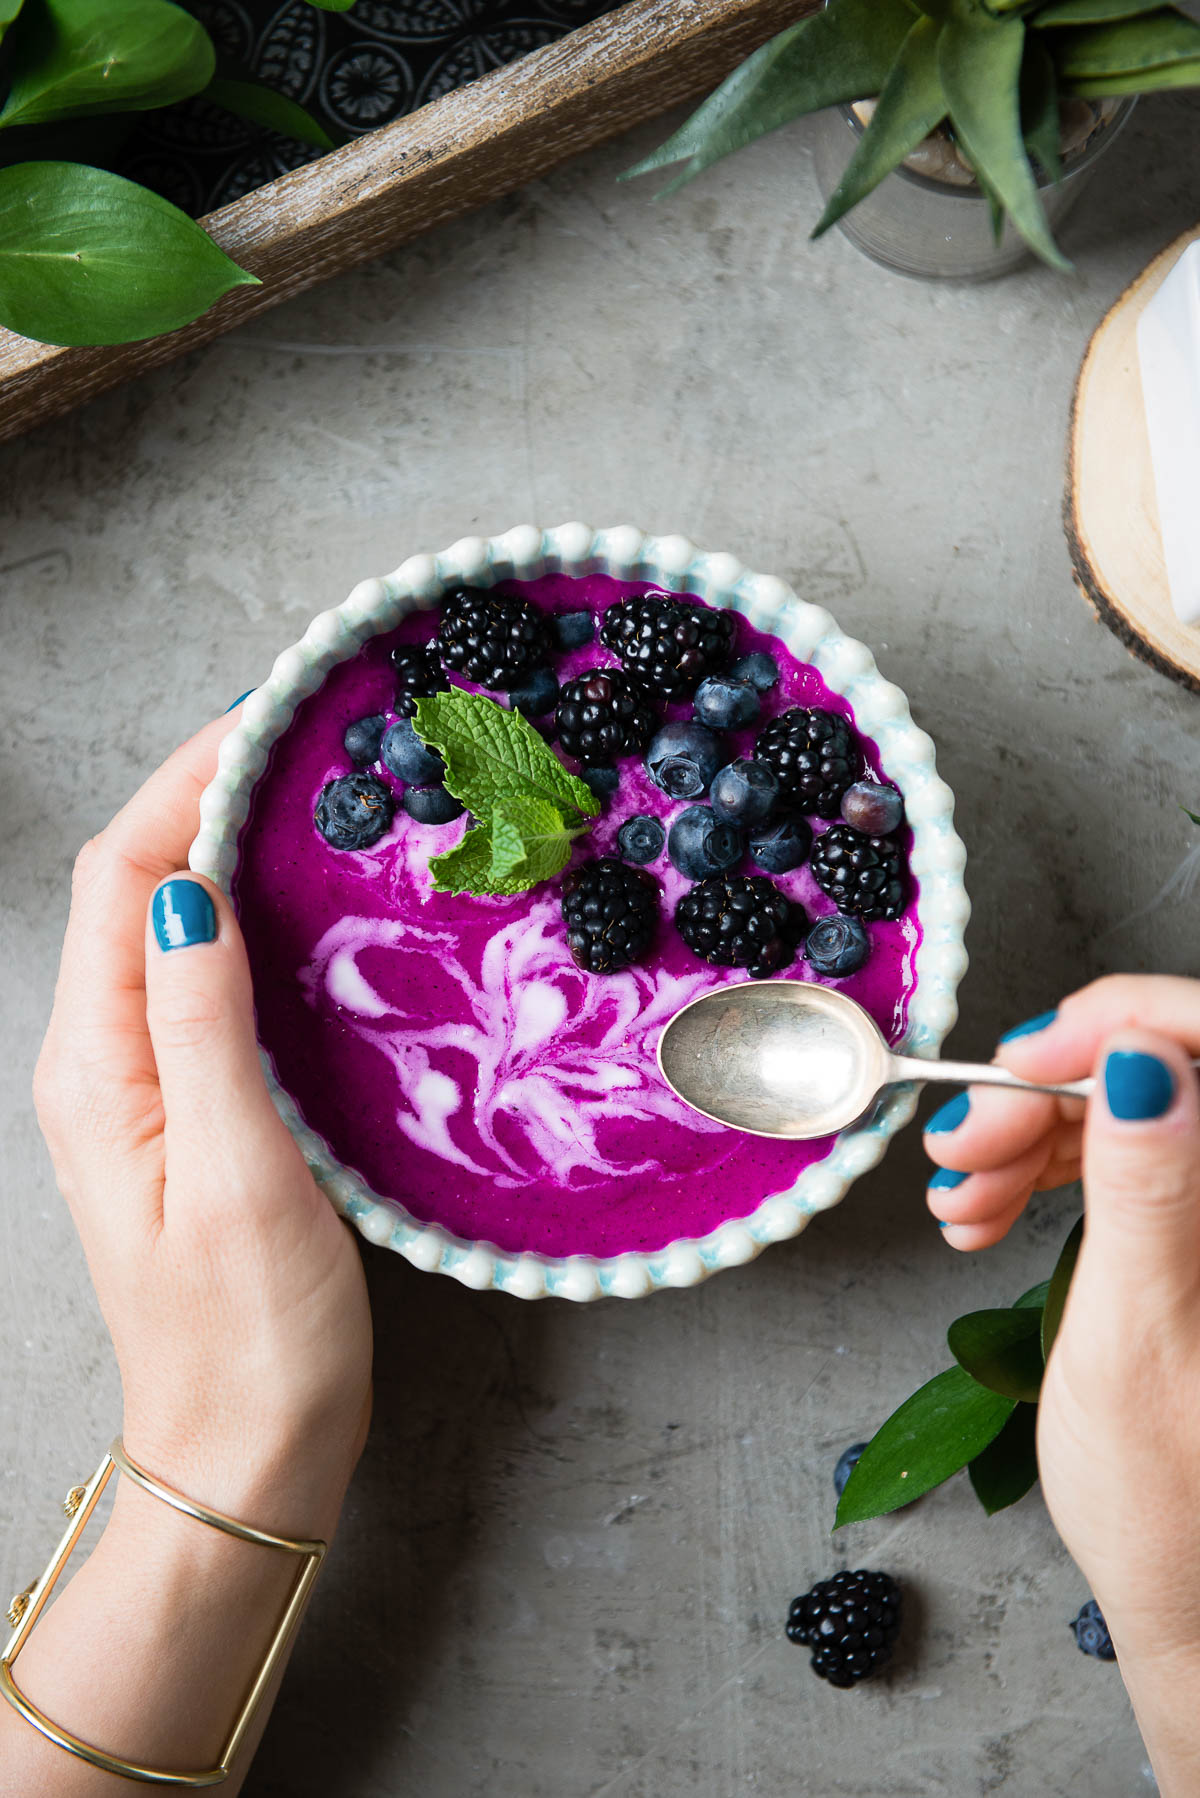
(625, 0), (1200, 270)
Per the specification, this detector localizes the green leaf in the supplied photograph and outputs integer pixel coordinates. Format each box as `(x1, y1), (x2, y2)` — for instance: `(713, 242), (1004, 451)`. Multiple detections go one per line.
(1013, 1278), (1050, 1310)
(968, 1402), (1039, 1514)
(1184, 807), (1200, 827)
(1051, 9), (1200, 75)
(412, 690), (598, 827)
(812, 15), (948, 238)
(938, 0), (1072, 270)
(0, 0), (26, 29)
(1033, 0), (1166, 23)
(427, 823), (516, 897)
(0, 0), (215, 130)
(948, 1305), (1044, 1403)
(1042, 1213), (1083, 1360)
(301, 0), (357, 10)
(835, 1365), (1015, 1526)
(621, 0), (915, 189)
(1065, 56), (1200, 90)
(0, 161), (258, 345)
(204, 76), (334, 151)
(1021, 33), (1062, 181)
(489, 793), (581, 887)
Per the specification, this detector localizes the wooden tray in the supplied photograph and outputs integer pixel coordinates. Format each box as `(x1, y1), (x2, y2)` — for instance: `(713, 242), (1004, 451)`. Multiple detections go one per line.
(1065, 219), (1200, 694)
(0, 0), (810, 445)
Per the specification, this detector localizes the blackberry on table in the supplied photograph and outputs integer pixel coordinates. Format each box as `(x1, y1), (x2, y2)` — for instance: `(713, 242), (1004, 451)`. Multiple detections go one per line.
(390, 641), (448, 717)
(755, 707), (860, 818)
(555, 668), (658, 766)
(811, 824), (906, 922)
(436, 587), (552, 689)
(675, 874), (803, 977)
(786, 1570), (902, 1688)
(600, 594), (736, 699)
(561, 857), (659, 974)
(314, 773), (394, 851)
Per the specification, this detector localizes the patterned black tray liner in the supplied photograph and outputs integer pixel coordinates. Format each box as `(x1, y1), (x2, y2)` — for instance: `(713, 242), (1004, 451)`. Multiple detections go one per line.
(116, 0), (622, 217)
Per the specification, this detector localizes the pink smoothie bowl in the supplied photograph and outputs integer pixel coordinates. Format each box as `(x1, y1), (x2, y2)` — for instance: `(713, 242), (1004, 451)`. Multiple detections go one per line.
(189, 524), (970, 1302)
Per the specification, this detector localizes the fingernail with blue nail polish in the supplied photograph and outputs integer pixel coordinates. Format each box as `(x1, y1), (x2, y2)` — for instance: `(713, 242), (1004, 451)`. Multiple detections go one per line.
(153, 880), (216, 952)
(225, 690), (253, 713)
(1000, 1009), (1058, 1044)
(1104, 1051), (1174, 1122)
(930, 1168), (968, 1190)
(938, 1219), (953, 1230)
(926, 1092), (969, 1135)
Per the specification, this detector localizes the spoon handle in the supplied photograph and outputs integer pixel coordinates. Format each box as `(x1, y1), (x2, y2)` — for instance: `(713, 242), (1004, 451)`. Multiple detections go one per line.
(888, 1053), (1200, 1104)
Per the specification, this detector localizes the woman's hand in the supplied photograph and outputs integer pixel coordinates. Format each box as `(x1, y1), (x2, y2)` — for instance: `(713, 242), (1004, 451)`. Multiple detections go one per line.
(923, 977), (1200, 1793)
(33, 712), (373, 1536)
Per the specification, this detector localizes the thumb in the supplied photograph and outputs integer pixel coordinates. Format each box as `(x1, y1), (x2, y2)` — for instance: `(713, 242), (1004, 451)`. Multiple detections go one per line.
(1078, 1028), (1200, 1305)
(145, 875), (297, 1198)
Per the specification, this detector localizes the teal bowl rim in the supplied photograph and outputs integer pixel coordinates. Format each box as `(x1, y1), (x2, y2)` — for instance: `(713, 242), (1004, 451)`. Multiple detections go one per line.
(189, 522), (970, 1302)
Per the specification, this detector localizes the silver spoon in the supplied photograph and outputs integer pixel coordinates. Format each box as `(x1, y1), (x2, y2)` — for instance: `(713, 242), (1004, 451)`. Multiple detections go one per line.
(657, 981), (1195, 1140)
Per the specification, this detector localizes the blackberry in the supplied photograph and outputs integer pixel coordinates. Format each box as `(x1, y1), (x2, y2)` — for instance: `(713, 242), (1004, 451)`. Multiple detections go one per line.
(811, 825), (906, 922)
(436, 587), (551, 689)
(600, 594), (735, 699)
(555, 668), (657, 766)
(561, 858), (659, 974)
(675, 874), (803, 977)
(390, 641), (448, 717)
(314, 773), (394, 851)
(755, 707), (860, 818)
(786, 1570), (902, 1688)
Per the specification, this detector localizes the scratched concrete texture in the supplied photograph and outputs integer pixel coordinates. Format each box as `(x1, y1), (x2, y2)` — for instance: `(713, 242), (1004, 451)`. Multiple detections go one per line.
(4, 91), (1200, 1798)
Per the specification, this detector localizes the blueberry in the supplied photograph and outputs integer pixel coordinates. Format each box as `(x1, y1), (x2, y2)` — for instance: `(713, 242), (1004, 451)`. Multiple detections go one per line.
(667, 806), (744, 880)
(833, 1442), (868, 1500)
(1070, 1600), (1116, 1662)
(841, 780), (905, 836)
(508, 666), (560, 717)
(381, 719), (445, 784)
(730, 651), (779, 692)
(617, 814), (665, 865)
(554, 609), (595, 650)
(693, 674), (760, 732)
(402, 785), (464, 825)
(645, 722), (731, 800)
(747, 813), (812, 874)
(314, 772), (394, 851)
(580, 764), (620, 800)
(805, 914), (870, 977)
(343, 713), (386, 767)
(711, 758), (778, 827)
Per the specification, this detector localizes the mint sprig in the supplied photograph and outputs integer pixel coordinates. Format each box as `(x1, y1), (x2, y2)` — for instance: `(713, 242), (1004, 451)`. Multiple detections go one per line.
(411, 690), (599, 897)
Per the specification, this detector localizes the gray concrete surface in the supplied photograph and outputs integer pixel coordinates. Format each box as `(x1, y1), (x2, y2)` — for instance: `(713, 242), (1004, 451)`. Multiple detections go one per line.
(4, 91), (1200, 1798)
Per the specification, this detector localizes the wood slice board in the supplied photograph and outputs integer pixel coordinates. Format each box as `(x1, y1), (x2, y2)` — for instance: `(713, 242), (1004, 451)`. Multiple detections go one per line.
(1065, 220), (1200, 693)
(0, 0), (811, 446)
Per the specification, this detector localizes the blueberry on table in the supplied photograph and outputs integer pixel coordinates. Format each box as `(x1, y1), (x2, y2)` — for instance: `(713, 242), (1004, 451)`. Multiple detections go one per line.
(402, 785), (464, 825)
(561, 857), (659, 974)
(508, 665), (560, 717)
(805, 915), (871, 977)
(711, 758), (779, 827)
(756, 707), (860, 817)
(554, 609), (595, 650)
(693, 674), (760, 731)
(1070, 1600), (1116, 1662)
(833, 1442), (869, 1499)
(675, 873), (804, 976)
(811, 825), (906, 922)
(556, 668), (658, 765)
(315, 773), (394, 851)
(747, 813), (812, 875)
(786, 1570), (902, 1687)
(381, 719), (445, 785)
(730, 651), (779, 692)
(646, 721), (731, 800)
(666, 806), (744, 880)
(580, 764), (620, 800)
(617, 814), (666, 865)
(343, 713), (386, 766)
(841, 780), (904, 837)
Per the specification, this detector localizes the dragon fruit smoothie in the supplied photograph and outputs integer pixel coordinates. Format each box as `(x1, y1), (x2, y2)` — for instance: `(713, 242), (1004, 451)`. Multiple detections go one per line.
(232, 574), (921, 1259)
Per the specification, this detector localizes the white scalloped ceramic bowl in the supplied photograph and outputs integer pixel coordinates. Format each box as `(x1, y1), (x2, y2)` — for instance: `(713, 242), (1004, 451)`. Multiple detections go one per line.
(191, 524), (969, 1302)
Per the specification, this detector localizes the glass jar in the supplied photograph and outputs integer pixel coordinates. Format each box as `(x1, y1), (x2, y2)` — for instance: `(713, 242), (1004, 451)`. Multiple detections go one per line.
(810, 99), (1136, 281)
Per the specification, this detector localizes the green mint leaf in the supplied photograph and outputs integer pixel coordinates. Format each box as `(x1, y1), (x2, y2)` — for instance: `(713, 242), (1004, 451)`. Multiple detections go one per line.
(489, 794), (580, 886)
(0, 0), (215, 130)
(1013, 1278), (1050, 1311)
(1184, 806), (1200, 827)
(204, 76), (335, 151)
(947, 1306), (1044, 1404)
(835, 1364), (1015, 1527)
(427, 823), (532, 897)
(0, 161), (259, 346)
(968, 1402), (1039, 1515)
(413, 690), (599, 825)
(1042, 1213), (1083, 1361)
